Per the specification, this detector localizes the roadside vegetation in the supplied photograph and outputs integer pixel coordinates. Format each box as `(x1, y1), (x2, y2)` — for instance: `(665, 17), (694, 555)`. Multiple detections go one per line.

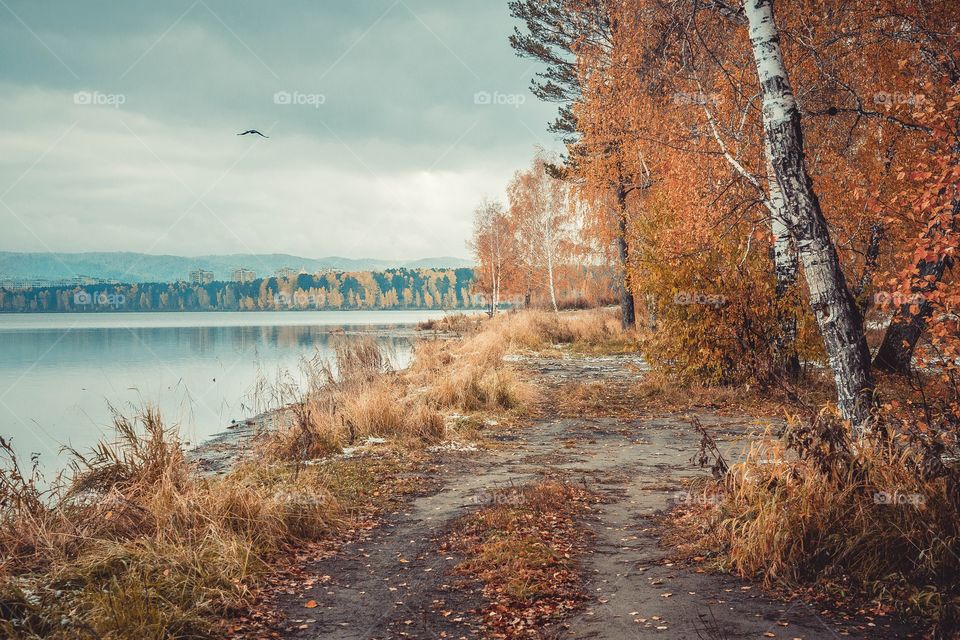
(671, 409), (960, 637)
(0, 411), (344, 639)
(465, 1), (960, 637)
(4, 299), (958, 637)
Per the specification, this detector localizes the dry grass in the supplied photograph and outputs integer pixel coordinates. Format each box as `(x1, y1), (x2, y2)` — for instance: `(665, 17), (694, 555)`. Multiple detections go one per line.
(0, 309), (608, 638)
(0, 408), (348, 639)
(675, 417), (960, 637)
(417, 312), (484, 334)
(259, 337), (450, 461)
(483, 307), (635, 354)
(263, 323), (535, 461)
(411, 330), (532, 413)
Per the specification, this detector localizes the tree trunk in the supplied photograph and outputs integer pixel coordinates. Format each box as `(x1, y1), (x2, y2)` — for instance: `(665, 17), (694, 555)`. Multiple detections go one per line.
(616, 185), (636, 329)
(546, 247), (559, 312)
(853, 223), (884, 320)
(873, 304), (930, 375)
(873, 254), (952, 375)
(873, 195), (956, 375)
(766, 141), (800, 377)
(744, 0), (874, 430)
(489, 255), (498, 316)
(544, 220), (559, 312)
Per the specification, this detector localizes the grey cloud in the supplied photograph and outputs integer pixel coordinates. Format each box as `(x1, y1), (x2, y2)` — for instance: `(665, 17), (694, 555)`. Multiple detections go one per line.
(0, 0), (561, 260)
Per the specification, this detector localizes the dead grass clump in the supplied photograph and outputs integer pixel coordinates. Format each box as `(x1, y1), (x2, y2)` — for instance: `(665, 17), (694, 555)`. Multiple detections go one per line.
(484, 308), (635, 354)
(407, 403), (446, 442)
(261, 338), (450, 460)
(684, 413), (960, 637)
(280, 310), (635, 442)
(407, 326), (532, 414)
(417, 313), (483, 334)
(334, 336), (390, 383)
(67, 405), (188, 500)
(0, 408), (346, 639)
(428, 364), (529, 412)
(262, 383), (447, 460)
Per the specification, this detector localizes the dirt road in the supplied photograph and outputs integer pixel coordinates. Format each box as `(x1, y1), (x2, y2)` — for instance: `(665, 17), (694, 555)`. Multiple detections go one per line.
(274, 353), (908, 640)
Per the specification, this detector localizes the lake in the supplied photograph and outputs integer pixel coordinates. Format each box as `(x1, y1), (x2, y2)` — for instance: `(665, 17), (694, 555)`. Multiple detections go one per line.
(0, 310), (452, 472)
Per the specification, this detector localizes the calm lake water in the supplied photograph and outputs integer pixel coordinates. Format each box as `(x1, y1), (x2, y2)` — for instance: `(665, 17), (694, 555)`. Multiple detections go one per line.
(0, 310), (451, 471)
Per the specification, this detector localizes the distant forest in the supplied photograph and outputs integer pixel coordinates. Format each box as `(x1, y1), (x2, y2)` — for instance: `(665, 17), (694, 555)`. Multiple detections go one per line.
(0, 268), (482, 313)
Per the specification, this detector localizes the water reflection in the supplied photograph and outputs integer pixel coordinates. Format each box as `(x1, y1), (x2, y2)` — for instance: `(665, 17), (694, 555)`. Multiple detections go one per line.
(0, 314), (433, 471)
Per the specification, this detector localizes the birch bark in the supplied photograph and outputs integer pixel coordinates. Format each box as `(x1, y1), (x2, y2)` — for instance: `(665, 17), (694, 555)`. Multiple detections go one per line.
(744, 0), (873, 430)
(545, 220), (559, 312)
(766, 140), (800, 376)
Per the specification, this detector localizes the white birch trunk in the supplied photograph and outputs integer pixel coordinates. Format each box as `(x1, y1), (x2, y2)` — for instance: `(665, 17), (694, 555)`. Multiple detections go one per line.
(544, 221), (559, 312)
(492, 220), (500, 315)
(488, 259), (497, 316)
(766, 138), (800, 375)
(744, 0), (873, 430)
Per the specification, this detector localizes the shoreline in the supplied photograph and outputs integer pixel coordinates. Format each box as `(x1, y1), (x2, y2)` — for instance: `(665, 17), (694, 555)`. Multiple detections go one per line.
(185, 324), (466, 475)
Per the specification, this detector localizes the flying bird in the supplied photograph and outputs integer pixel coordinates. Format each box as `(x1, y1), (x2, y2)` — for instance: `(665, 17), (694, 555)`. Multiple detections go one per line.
(237, 129), (269, 138)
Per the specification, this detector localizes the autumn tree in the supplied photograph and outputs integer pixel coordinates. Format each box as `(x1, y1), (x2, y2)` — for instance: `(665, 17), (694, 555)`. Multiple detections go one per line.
(469, 199), (516, 315)
(510, 0), (641, 327)
(507, 153), (578, 312)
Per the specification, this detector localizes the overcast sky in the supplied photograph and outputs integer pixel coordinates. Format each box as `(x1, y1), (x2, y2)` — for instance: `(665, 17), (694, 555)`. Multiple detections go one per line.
(0, 0), (561, 260)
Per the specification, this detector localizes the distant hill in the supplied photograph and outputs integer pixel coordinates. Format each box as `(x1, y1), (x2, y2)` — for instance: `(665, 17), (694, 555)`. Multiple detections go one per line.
(0, 252), (475, 284)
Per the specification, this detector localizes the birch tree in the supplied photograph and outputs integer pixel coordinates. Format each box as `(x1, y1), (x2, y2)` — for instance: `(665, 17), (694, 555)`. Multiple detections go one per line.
(468, 199), (515, 316)
(743, 0), (873, 430)
(508, 155), (574, 312)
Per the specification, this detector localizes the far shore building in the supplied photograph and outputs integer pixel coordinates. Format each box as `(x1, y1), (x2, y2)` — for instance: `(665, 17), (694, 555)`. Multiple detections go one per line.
(189, 269), (215, 285)
(231, 268), (257, 283)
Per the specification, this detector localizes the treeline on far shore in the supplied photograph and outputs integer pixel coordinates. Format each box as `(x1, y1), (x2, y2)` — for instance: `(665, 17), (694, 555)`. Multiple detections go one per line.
(0, 268), (483, 313)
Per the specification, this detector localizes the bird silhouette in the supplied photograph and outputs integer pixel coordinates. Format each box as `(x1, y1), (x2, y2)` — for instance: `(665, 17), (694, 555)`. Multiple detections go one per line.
(237, 129), (269, 138)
